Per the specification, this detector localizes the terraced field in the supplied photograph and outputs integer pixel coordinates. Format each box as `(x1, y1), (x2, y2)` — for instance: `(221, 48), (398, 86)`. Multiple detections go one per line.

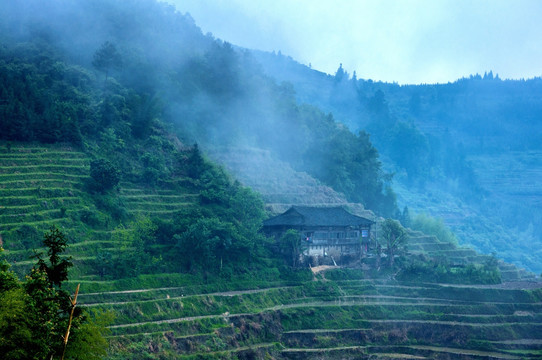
(118, 184), (198, 221)
(209, 147), (375, 219)
(0, 144), (91, 249)
(468, 151), (542, 210)
(392, 151), (542, 275)
(78, 274), (542, 359)
(3, 142), (542, 359)
(0, 143), (198, 277)
(209, 148), (347, 210)
(406, 231), (535, 282)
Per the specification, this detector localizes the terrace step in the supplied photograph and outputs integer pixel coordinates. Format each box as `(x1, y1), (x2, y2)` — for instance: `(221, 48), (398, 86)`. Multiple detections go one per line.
(491, 339), (542, 350)
(0, 179), (83, 190)
(407, 242), (457, 251)
(120, 194), (198, 203)
(0, 165), (89, 175)
(0, 173), (89, 182)
(0, 158), (89, 167)
(407, 345), (523, 360)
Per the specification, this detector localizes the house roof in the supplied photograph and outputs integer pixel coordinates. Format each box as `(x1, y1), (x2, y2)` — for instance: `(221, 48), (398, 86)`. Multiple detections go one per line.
(263, 206), (374, 227)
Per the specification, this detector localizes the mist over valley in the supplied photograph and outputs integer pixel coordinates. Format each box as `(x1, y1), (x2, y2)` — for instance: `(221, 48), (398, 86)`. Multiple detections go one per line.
(1, 1), (541, 359)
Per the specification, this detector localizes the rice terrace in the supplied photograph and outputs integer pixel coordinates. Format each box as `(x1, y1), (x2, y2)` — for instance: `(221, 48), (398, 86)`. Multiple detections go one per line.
(1, 1), (542, 359)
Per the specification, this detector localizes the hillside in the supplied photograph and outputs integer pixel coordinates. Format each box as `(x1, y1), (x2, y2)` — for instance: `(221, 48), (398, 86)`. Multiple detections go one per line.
(2, 141), (540, 359)
(80, 269), (542, 360)
(251, 50), (542, 274)
(208, 147), (366, 215)
(0, 142), (201, 278)
(1, 1), (542, 359)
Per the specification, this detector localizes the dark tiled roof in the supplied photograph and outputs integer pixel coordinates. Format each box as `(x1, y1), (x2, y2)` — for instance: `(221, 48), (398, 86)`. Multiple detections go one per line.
(263, 206), (374, 227)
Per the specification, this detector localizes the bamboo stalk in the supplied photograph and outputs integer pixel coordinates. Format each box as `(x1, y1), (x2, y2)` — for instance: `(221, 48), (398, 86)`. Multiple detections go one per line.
(60, 283), (80, 360)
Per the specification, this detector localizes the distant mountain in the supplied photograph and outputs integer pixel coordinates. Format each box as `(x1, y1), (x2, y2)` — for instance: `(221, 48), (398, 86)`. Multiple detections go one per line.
(2, 2), (542, 359)
(251, 50), (542, 273)
(3, 0), (540, 272)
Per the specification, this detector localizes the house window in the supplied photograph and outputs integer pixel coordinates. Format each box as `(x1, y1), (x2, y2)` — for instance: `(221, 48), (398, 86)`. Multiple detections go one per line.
(314, 232), (328, 239)
(362, 229), (369, 238)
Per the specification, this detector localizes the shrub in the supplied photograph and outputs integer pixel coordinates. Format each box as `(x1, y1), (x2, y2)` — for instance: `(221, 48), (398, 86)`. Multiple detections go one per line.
(15, 225), (41, 250)
(89, 158), (120, 193)
(411, 213), (458, 244)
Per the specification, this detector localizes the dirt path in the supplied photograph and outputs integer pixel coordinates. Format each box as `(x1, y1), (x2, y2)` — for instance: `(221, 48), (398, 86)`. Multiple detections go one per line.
(310, 265), (338, 274)
(418, 281), (542, 290)
(409, 345), (521, 359)
(282, 345), (427, 359)
(109, 300), (541, 329)
(81, 286), (290, 306)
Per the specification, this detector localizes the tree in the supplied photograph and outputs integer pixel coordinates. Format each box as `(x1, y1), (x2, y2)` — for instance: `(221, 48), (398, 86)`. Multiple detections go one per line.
(400, 206), (411, 228)
(186, 143), (206, 178)
(26, 226), (74, 358)
(0, 287), (36, 360)
(368, 89), (389, 116)
(335, 63), (346, 83)
(0, 227), (111, 359)
(34, 225), (72, 288)
(279, 229), (306, 267)
(387, 121), (430, 182)
(92, 41), (122, 82)
(175, 217), (233, 273)
(0, 245), (18, 292)
(411, 214), (457, 245)
(89, 158), (120, 193)
(0, 246), (32, 359)
(379, 219), (407, 268)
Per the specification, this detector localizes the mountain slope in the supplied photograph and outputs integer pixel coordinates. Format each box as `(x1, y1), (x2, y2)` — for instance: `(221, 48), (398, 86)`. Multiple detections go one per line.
(1, 1), (542, 359)
(251, 49), (542, 273)
(82, 272), (542, 359)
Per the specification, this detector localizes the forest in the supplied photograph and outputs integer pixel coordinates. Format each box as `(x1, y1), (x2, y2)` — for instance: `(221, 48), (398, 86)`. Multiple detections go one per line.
(254, 50), (542, 273)
(1, 0), (541, 359)
(0, 0), (396, 216)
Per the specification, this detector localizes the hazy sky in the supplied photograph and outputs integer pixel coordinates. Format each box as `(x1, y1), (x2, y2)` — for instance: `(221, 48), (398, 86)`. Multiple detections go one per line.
(167, 0), (542, 84)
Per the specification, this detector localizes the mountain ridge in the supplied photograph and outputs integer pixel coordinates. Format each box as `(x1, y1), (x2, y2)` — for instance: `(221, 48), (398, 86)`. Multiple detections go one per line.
(1, 1), (542, 359)
(250, 48), (542, 273)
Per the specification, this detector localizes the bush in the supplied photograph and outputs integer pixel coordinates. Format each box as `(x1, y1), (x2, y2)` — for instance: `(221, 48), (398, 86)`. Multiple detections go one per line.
(14, 225), (41, 250)
(411, 213), (458, 244)
(398, 255), (501, 284)
(325, 268), (364, 281)
(93, 195), (127, 223)
(89, 158), (120, 193)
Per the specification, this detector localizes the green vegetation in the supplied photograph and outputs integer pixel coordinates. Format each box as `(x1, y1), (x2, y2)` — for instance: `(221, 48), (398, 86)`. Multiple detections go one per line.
(1, 0), (541, 359)
(278, 229), (305, 267)
(0, 227), (111, 360)
(410, 213), (458, 245)
(80, 273), (542, 359)
(398, 255), (501, 284)
(253, 49), (542, 274)
(0, 0), (396, 217)
(378, 219), (407, 268)
(89, 159), (121, 194)
(3, 142), (534, 359)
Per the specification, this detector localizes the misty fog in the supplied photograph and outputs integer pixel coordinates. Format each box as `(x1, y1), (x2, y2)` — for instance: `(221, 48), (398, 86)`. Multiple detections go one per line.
(2, 0), (541, 272)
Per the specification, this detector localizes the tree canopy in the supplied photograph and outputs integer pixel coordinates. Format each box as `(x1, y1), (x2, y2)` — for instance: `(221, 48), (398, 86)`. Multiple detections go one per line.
(92, 41), (122, 81)
(0, 226), (111, 360)
(379, 219), (407, 267)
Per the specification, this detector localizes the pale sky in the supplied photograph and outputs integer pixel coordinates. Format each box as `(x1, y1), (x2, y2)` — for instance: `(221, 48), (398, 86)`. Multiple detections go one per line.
(167, 0), (542, 84)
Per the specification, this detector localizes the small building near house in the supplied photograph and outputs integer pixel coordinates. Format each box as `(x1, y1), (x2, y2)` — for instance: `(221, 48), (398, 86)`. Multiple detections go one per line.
(263, 206), (375, 262)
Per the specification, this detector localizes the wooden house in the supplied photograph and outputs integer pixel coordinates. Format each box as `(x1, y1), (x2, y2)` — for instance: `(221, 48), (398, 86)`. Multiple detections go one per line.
(263, 206), (374, 260)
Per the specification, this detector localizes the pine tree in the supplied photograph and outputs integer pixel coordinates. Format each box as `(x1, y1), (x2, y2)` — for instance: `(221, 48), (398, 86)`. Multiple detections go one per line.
(92, 41), (122, 82)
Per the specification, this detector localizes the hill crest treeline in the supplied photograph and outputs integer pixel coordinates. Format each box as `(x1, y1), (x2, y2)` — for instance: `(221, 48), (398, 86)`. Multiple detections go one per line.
(0, 0), (396, 215)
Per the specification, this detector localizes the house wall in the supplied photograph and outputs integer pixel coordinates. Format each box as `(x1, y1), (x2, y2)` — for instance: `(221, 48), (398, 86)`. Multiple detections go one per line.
(301, 226), (370, 258)
(263, 224), (372, 261)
